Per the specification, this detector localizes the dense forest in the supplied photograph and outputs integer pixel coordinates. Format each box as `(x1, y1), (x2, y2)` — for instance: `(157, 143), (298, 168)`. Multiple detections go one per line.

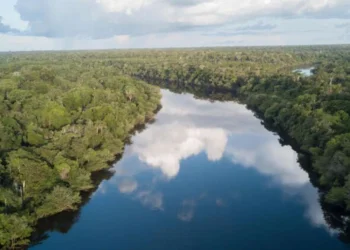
(1, 45), (350, 248)
(0, 53), (160, 249)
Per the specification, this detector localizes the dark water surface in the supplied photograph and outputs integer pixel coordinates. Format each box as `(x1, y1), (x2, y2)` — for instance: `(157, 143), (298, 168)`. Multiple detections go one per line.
(31, 89), (349, 250)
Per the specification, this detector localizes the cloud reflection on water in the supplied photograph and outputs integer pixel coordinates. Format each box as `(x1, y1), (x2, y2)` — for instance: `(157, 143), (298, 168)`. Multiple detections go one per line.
(227, 140), (309, 187)
(178, 199), (197, 222)
(226, 137), (333, 232)
(131, 124), (227, 178)
(135, 191), (164, 211)
(111, 89), (332, 233)
(117, 178), (138, 194)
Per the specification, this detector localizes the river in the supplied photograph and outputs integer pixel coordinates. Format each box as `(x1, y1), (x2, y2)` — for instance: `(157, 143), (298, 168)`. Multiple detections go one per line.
(30, 89), (349, 250)
(293, 67), (315, 76)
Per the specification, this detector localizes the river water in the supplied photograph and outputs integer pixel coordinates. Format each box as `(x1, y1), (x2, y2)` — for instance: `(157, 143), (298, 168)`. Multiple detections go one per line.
(30, 89), (349, 250)
(293, 67), (315, 76)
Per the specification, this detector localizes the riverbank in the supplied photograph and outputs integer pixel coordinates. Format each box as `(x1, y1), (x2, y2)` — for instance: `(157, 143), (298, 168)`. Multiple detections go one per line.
(118, 49), (350, 213)
(29, 89), (348, 250)
(0, 53), (162, 249)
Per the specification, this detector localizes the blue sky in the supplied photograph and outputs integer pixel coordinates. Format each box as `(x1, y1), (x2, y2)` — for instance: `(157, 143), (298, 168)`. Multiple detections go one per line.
(0, 0), (349, 51)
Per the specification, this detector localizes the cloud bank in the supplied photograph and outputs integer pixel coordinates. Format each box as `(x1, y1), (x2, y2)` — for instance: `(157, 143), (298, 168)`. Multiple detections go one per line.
(0, 16), (17, 34)
(0, 0), (349, 50)
(1, 0), (348, 39)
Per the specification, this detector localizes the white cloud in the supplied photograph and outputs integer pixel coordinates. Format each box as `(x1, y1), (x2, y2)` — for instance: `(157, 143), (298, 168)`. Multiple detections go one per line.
(115, 35), (130, 45)
(159, 90), (265, 134)
(136, 190), (164, 210)
(228, 141), (309, 187)
(117, 178), (138, 194)
(128, 89), (269, 179)
(0, 0), (348, 50)
(180, 0), (349, 25)
(97, 0), (156, 14)
(225, 129), (335, 233)
(95, 0), (350, 28)
(131, 123), (228, 178)
(2, 0), (348, 39)
(301, 186), (336, 233)
(0, 0), (27, 30)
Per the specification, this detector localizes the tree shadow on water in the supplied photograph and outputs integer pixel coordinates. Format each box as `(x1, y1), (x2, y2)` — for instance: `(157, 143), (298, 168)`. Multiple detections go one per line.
(29, 168), (114, 248)
(28, 107), (160, 249)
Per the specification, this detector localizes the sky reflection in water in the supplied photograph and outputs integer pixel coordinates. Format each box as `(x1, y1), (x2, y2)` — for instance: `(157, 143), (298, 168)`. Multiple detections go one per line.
(109, 89), (330, 232)
(33, 89), (346, 250)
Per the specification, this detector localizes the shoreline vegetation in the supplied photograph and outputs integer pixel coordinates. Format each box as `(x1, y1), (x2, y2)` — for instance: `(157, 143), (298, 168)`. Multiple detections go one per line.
(0, 54), (161, 249)
(1, 45), (350, 248)
(112, 45), (350, 238)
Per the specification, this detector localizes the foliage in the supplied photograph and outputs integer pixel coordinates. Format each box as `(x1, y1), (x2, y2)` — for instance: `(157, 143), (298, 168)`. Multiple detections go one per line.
(0, 214), (32, 249)
(0, 52), (160, 248)
(36, 186), (81, 219)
